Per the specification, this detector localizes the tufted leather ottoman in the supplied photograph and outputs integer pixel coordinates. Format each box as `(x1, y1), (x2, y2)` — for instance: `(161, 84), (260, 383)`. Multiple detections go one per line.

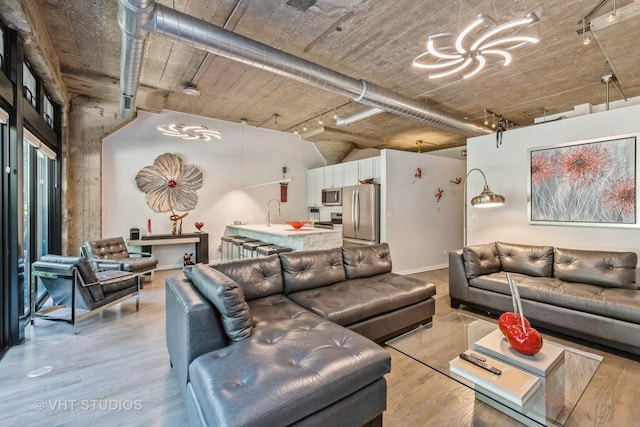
(188, 295), (390, 426)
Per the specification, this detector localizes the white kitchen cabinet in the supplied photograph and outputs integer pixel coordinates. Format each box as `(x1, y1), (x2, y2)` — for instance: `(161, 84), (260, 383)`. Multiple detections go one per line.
(342, 161), (359, 186)
(306, 168), (324, 207)
(323, 164), (343, 188)
(373, 156), (381, 182)
(358, 157), (376, 181)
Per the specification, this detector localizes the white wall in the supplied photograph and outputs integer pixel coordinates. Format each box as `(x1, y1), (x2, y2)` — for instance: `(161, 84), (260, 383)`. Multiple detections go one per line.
(381, 149), (466, 274)
(103, 110), (324, 268)
(466, 104), (640, 254)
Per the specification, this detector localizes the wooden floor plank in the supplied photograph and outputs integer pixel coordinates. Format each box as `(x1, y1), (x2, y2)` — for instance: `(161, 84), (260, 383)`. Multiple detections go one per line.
(0, 268), (638, 426)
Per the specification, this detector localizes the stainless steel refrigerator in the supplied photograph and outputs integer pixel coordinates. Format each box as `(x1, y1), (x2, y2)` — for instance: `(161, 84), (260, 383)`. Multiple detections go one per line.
(342, 184), (380, 246)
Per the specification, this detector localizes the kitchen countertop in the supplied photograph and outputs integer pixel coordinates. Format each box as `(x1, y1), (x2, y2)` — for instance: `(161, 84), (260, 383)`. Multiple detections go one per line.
(225, 223), (342, 251)
(227, 223), (340, 236)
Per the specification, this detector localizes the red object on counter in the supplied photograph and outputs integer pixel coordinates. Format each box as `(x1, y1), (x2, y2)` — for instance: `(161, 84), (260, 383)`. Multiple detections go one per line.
(147, 219), (151, 234)
(284, 221), (311, 230)
(280, 183), (288, 203)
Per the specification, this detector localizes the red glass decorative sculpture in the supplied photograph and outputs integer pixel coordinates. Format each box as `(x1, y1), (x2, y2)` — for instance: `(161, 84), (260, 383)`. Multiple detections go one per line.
(501, 273), (543, 355)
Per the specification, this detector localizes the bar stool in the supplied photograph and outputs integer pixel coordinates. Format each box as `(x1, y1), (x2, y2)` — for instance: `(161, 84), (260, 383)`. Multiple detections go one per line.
(231, 237), (259, 260)
(242, 240), (269, 259)
(256, 245), (293, 257)
(221, 235), (240, 261)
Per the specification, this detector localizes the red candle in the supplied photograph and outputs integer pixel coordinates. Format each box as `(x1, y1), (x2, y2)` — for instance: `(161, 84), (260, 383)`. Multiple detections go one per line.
(147, 219), (152, 234)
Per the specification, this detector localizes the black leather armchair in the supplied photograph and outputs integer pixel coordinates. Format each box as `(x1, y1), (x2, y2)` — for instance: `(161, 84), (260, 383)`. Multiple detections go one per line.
(31, 255), (141, 333)
(81, 236), (158, 275)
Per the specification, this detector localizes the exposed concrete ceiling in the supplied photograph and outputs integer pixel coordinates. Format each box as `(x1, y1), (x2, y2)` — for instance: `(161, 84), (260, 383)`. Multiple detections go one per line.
(3, 0), (640, 161)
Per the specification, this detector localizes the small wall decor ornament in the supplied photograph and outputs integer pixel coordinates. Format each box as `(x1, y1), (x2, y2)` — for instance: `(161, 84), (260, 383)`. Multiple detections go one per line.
(435, 188), (444, 203)
(412, 167), (422, 184)
(135, 153), (203, 235)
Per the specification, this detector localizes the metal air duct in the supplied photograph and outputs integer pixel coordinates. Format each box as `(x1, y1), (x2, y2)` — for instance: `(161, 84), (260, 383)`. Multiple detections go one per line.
(118, 0), (156, 119)
(119, 1), (491, 137)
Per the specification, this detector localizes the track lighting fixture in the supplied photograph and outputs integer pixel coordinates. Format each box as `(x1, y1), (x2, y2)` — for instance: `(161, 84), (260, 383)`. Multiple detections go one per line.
(484, 109), (489, 125)
(303, 121), (308, 132)
(491, 113), (496, 129)
(608, 0), (617, 21)
(333, 108), (338, 120)
(582, 18), (592, 45)
(318, 114), (324, 125)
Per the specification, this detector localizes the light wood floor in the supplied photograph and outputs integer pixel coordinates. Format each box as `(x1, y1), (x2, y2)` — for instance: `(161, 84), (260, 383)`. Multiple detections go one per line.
(1, 268), (639, 426)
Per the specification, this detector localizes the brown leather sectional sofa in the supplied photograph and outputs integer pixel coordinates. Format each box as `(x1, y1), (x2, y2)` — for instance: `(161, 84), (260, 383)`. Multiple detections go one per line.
(449, 241), (640, 355)
(166, 243), (435, 426)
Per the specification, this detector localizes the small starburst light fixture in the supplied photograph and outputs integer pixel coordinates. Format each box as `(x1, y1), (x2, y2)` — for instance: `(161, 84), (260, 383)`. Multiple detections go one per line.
(413, 13), (539, 79)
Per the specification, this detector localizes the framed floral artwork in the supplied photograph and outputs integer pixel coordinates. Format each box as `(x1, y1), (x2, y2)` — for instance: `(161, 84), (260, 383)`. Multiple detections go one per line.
(528, 135), (637, 227)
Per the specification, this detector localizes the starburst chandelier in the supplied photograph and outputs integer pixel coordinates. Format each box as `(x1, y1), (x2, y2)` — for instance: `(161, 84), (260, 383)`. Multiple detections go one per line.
(157, 123), (222, 141)
(413, 13), (539, 80)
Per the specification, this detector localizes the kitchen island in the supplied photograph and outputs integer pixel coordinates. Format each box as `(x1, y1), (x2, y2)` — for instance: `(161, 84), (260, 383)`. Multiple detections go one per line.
(225, 224), (342, 251)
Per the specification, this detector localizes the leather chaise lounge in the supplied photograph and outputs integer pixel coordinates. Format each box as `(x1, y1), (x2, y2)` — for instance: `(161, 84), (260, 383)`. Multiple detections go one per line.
(449, 241), (640, 355)
(166, 243), (436, 426)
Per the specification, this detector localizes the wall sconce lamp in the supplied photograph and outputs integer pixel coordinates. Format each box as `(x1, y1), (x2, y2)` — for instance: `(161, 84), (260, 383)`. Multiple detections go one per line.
(464, 168), (506, 246)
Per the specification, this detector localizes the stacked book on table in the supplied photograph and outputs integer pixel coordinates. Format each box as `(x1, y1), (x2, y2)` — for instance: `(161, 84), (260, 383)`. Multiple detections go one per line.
(450, 350), (540, 409)
(450, 329), (566, 411)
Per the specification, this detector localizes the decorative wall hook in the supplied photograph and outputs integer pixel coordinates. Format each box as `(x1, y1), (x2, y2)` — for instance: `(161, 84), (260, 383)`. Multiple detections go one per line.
(435, 188), (444, 203)
(450, 177), (462, 184)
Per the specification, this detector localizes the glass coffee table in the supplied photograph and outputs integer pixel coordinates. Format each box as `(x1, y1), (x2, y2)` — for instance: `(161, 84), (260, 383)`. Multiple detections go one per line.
(387, 312), (602, 426)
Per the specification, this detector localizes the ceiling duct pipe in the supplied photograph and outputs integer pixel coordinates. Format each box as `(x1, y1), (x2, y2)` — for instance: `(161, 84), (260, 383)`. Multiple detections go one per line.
(119, 1), (491, 137)
(118, 0), (156, 119)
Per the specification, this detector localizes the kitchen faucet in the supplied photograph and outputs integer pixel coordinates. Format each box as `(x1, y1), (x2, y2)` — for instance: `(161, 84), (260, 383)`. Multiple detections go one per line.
(267, 199), (281, 227)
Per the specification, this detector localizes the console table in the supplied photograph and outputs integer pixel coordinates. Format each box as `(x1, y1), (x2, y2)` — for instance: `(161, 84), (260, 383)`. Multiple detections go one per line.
(128, 233), (209, 264)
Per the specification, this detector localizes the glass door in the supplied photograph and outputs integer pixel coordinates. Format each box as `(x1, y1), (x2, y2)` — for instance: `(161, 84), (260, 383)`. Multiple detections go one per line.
(22, 135), (55, 315)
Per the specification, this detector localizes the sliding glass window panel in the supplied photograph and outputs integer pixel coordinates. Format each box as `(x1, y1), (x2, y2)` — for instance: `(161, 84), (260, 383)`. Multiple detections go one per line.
(43, 94), (54, 129)
(22, 141), (33, 314)
(35, 151), (50, 301)
(23, 63), (37, 109)
(0, 118), (6, 349)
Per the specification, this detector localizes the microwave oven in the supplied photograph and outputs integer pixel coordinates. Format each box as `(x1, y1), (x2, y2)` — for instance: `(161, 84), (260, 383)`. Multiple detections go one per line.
(321, 188), (342, 206)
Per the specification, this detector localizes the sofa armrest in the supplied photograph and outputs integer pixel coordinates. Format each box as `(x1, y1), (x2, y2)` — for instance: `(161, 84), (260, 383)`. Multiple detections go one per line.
(165, 276), (228, 392)
(448, 250), (469, 305)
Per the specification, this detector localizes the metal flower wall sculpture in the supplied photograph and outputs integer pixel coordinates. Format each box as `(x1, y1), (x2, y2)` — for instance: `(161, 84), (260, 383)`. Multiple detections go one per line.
(135, 153), (203, 235)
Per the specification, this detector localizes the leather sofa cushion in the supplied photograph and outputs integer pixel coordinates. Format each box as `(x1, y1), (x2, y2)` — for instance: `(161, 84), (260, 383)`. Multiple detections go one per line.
(287, 274), (435, 326)
(213, 255), (283, 301)
(190, 264), (252, 341)
(554, 247), (637, 289)
(496, 242), (554, 277)
(470, 272), (640, 324)
(342, 243), (392, 279)
(463, 243), (500, 279)
(280, 248), (346, 294)
(118, 256), (158, 272)
(189, 295), (391, 427)
(84, 236), (129, 259)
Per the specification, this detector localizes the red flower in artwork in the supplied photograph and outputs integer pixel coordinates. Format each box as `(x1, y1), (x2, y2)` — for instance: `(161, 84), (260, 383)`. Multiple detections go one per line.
(605, 178), (635, 215)
(559, 144), (610, 186)
(530, 153), (553, 184)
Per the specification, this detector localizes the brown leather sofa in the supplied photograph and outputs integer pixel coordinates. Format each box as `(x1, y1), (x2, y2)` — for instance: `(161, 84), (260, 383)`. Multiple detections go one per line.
(449, 241), (640, 355)
(166, 243), (435, 426)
